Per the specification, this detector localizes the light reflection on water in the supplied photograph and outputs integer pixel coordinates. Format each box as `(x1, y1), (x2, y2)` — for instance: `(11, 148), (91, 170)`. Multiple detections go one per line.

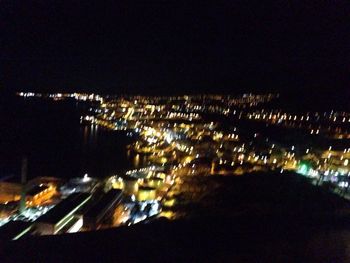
(79, 124), (135, 178)
(133, 154), (140, 168)
(82, 124), (98, 147)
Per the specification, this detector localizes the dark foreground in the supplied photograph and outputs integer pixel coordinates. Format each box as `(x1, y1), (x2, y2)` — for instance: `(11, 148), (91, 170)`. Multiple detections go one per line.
(2, 172), (350, 263)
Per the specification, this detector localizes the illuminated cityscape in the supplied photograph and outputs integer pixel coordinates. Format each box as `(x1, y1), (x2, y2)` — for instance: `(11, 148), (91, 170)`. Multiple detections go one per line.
(1, 92), (349, 240)
(2, 1), (350, 262)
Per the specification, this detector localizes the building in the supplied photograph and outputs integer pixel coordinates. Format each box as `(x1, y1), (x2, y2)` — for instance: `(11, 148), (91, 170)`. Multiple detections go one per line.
(137, 186), (157, 201)
(59, 176), (99, 197)
(0, 180), (56, 207)
(0, 201), (18, 219)
(0, 221), (33, 241)
(0, 182), (21, 204)
(26, 184), (55, 206)
(35, 193), (91, 235)
(123, 177), (139, 195)
(83, 189), (123, 230)
(146, 177), (164, 188)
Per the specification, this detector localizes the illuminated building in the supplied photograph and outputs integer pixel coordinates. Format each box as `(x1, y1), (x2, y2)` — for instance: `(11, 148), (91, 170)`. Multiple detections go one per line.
(0, 181), (56, 209)
(0, 202), (18, 219)
(0, 182), (21, 204)
(146, 177), (164, 188)
(123, 177), (139, 195)
(59, 176), (99, 197)
(35, 193), (91, 235)
(137, 186), (157, 201)
(26, 184), (55, 206)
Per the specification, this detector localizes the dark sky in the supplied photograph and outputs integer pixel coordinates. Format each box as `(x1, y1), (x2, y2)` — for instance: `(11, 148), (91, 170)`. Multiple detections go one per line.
(1, 1), (350, 95)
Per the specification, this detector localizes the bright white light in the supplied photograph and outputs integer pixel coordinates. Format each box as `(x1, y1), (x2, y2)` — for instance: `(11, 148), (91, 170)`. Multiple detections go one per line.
(67, 218), (83, 233)
(82, 173), (90, 182)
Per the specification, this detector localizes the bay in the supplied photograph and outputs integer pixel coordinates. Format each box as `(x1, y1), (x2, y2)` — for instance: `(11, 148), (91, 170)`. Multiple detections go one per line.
(0, 96), (134, 181)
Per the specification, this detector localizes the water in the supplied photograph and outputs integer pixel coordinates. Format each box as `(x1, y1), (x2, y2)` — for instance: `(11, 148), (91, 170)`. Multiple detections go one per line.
(0, 96), (135, 181)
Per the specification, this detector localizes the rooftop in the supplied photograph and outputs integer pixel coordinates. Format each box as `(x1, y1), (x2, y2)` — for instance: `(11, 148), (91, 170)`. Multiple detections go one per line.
(36, 193), (91, 225)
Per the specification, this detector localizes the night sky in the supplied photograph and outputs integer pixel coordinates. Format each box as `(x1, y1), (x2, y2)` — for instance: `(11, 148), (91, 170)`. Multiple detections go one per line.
(1, 1), (350, 96)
